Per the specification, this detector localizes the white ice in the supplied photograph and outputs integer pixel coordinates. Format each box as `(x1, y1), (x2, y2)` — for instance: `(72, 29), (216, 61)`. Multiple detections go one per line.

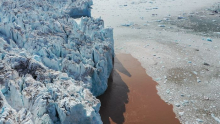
(0, 0), (114, 123)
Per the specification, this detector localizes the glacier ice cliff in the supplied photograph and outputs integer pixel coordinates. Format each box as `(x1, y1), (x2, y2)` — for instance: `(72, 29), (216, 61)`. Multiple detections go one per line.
(0, 0), (114, 123)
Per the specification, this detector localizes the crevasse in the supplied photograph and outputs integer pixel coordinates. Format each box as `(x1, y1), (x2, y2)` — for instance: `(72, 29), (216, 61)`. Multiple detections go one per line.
(0, 0), (114, 123)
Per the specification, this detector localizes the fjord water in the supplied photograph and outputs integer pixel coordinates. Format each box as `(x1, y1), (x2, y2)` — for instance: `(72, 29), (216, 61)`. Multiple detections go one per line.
(98, 54), (180, 124)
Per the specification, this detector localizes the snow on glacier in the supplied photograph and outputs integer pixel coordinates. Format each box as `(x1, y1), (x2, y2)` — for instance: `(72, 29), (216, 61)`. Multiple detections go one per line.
(0, 0), (114, 123)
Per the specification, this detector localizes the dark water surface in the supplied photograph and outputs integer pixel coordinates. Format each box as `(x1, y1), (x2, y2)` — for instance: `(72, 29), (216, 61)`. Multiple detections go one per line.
(98, 54), (180, 124)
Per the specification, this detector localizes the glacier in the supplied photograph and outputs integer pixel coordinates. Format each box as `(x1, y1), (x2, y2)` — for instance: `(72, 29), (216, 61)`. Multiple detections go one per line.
(0, 0), (114, 123)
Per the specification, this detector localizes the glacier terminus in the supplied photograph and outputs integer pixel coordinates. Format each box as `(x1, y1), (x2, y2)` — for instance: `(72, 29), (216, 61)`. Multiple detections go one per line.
(0, 0), (114, 123)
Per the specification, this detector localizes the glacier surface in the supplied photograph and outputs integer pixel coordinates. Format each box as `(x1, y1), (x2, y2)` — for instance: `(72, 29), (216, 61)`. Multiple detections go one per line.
(0, 0), (114, 123)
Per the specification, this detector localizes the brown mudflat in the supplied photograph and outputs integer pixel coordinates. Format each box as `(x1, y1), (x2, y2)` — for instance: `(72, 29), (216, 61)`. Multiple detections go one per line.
(98, 54), (180, 124)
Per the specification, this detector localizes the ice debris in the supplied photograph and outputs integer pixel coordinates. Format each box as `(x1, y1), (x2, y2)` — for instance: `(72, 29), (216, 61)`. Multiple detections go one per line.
(197, 78), (201, 83)
(0, 0), (114, 123)
(158, 25), (165, 27)
(177, 16), (184, 19)
(203, 62), (210, 66)
(211, 114), (220, 123)
(179, 112), (184, 116)
(206, 38), (212, 42)
(175, 103), (180, 107)
(196, 118), (204, 123)
(121, 22), (134, 27)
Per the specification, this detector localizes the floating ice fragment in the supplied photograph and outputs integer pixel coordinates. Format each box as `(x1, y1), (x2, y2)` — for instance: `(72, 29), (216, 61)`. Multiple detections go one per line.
(146, 8), (152, 10)
(158, 25), (165, 27)
(203, 62), (210, 66)
(211, 114), (220, 123)
(154, 78), (161, 81)
(193, 71), (198, 75)
(206, 38), (212, 42)
(179, 112), (184, 116)
(166, 89), (170, 94)
(121, 22), (134, 27)
(196, 119), (203, 123)
(181, 100), (189, 106)
(175, 103), (180, 107)
(197, 78), (201, 83)
(155, 20), (162, 22)
(204, 96), (209, 100)
(177, 16), (184, 19)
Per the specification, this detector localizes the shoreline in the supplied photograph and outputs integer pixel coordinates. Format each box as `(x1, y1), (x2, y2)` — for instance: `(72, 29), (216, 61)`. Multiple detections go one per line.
(92, 0), (220, 123)
(98, 53), (180, 124)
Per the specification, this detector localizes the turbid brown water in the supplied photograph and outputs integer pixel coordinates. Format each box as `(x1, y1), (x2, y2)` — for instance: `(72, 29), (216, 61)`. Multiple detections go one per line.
(98, 54), (180, 124)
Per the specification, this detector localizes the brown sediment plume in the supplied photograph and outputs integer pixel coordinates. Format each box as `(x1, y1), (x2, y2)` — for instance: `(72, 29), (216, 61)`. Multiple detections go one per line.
(98, 53), (180, 124)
